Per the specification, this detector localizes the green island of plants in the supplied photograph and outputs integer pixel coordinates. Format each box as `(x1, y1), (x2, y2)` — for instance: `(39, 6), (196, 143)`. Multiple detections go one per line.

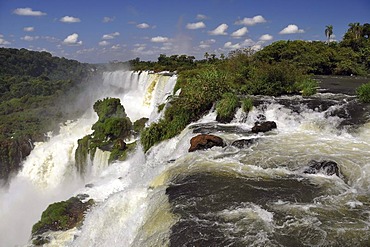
(75, 97), (145, 174)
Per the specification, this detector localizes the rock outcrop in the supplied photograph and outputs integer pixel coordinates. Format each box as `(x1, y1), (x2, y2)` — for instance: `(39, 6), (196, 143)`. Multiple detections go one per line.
(31, 196), (94, 245)
(189, 134), (225, 152)
(251, 121), (277, 133)
(304, 160), (340, 176)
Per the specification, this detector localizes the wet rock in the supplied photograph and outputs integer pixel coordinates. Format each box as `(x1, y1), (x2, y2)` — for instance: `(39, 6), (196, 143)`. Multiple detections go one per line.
(114, 138), (126, 151)
(304, 160), (340, 176)
(251, 121), (277, 133)
(189, 134), (225, 152)
(231, 138), (257, 148)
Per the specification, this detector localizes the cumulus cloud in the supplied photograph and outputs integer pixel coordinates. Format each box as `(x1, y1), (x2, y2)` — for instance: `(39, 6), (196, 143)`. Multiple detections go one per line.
(199, 39), (216, 49)
(186, 21), (206, 30)
(259, 34), (273, 41)
(235, 15), (266, 25)
(62, 33), (82, 45)
(103, 16), (115, 23)
(23, 26), (34, 32)
(0, 37), (11, 45)
(137, 23), (150, 29)
(60, 16), (81, 23)
(279, 24), (305, 34)
(231, 27), (248, 38)
(196, 14), (207, 20)
(13, 7), (46, 16)
(224, 41), (241, 50)
(209, 24), (228, 35)
(102, 32), (120, 39)
(151, 36), (169, 43)
(99, 40), (110, 46)
(21, 35), (39, 41)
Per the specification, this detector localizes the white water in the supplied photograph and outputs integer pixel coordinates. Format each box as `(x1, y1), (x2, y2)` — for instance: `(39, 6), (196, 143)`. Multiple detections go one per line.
(0, 70), (177, 247)
(1, 71), (369, 246)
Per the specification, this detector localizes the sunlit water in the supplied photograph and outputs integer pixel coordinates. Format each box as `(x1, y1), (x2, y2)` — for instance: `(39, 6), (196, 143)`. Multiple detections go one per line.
(1, 71), (369, 247)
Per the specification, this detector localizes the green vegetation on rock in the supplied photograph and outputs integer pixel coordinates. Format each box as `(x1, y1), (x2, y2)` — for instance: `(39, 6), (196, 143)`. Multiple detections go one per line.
(357, 82), (370, 103)
(31, 197), (94, 237)
(75, 98), (136, 173)
(216, 93), (239, 123)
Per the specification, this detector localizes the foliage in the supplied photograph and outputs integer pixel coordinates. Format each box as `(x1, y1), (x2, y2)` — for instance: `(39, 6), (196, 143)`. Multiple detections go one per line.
(0, 48), (93, 181)
(356, 82), (370, 103)
(32, 197), (94, 236)
(294, 78), (319, 96)
(242, 97), (254, 113)
(133, 117), (148, 133)
(216, 93), (239, 123)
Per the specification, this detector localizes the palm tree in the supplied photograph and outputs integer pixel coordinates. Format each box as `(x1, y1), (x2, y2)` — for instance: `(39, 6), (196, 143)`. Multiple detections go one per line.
(325, 25), (333, 43)
(348, 22), (362, 40)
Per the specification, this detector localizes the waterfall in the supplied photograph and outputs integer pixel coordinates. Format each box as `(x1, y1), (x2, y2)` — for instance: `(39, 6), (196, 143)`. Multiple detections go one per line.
(0, 70), (177, 247)
(1, 71), (370, 246)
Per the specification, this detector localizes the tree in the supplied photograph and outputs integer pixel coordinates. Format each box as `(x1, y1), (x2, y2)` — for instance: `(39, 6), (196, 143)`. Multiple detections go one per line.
(325, 25), (333, 43)
(204, 52), (209, 60)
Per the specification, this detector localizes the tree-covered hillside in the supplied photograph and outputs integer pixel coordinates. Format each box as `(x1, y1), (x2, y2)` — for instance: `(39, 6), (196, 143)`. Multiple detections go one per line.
(0, 48), (93, 182)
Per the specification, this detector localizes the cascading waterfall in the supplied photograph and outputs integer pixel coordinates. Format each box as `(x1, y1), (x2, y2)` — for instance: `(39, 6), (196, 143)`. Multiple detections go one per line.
(1, 71), (370, 246)
(0, 70), (177, 247)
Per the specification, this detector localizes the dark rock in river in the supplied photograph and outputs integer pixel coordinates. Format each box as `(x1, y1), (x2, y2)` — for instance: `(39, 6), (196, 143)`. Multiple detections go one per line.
(251, 121), (277, 133)
(304, 160), (340, 176)
(231, 138), (258, 148)
(189, 134), (225, 152)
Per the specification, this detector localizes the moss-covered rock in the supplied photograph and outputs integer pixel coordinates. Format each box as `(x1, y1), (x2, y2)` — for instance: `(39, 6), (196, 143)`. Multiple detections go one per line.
(31, 197), (94, 237)
(75, 98), (136, 173)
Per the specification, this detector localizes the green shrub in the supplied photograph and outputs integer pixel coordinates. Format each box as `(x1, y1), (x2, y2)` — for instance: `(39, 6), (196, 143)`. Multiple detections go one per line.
(242, 97), (253, 112)
(294, 78), (318, 96)
(357, 82), (370, 103)
(216, 93), (239, 123)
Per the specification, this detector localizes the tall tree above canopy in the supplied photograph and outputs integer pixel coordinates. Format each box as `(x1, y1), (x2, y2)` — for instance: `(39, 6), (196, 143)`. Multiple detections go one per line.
(325, 25), (333, 43)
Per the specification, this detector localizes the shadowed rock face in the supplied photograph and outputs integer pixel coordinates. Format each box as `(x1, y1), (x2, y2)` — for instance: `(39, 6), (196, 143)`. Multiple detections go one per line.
(189, 134), (225, 152)
(251, 121), (277, 133)
(304, 160), (340, 177)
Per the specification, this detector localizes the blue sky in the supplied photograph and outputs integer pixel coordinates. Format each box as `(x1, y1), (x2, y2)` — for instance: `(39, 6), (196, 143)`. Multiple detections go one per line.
(0, 0), (369, 63)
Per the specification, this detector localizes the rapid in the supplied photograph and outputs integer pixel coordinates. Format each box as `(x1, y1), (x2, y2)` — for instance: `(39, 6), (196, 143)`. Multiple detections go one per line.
(1, 70), (369, 246)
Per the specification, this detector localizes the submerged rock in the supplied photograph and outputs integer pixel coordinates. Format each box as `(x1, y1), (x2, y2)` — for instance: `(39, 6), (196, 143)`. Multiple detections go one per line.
(304, 160), (340, 176)
(251, 121), (277, 133)
(231, 138), (258, 148)
(189, 134), (225, 152)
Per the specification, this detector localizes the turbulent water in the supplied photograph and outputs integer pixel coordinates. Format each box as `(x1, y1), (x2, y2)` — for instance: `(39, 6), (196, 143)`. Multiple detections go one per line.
(1, 70), (370, 247)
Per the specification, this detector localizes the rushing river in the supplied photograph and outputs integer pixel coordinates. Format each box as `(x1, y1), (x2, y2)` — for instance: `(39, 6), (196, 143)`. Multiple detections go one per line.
(1, 71), (369, 247)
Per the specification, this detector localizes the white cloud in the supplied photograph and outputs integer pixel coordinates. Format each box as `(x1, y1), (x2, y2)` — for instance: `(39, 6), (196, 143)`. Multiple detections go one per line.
(259, 34), (273, 41)
(199, 39), (216, 49)
(279, 24), (305, 34)
(62, 33), (82, 45)
(231, 27), (248, 38)
(21, 35), (39, 41)
(196, 14), (207, 20)
(99, 40), (110, 46)
(103, 17), (115, 23)
(102, 32), (120, 40)
(186, 21), (206, 30)
(23, 26), (34, 32)
(224, 41), (241, 50)
(0, 38), (11, 45)
(209, 24), (228, 35)
(13, 7), (46, 16)
(151, 36), (169, 43)
(235, 15), (266, 25)
(111, 44), (122, 50)
(60, 16), (81, 23)
(137, 23), (150, 29)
